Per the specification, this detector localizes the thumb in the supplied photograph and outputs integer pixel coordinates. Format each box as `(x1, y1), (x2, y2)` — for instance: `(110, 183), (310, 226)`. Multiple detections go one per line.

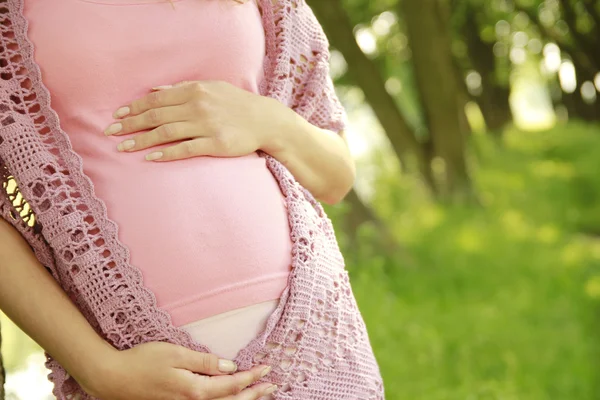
(178, 348), (238, 376)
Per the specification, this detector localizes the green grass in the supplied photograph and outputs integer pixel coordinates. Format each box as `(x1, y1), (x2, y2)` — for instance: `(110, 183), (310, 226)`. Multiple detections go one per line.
(340, 122), (600, 399)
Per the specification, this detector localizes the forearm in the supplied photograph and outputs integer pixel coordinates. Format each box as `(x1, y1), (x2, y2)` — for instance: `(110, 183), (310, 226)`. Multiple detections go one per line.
(261, 98), (356, 205)
(0, 217), (116, 386)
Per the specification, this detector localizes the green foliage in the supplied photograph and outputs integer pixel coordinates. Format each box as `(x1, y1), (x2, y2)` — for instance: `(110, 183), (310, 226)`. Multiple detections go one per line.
(331, 123), (600, 399)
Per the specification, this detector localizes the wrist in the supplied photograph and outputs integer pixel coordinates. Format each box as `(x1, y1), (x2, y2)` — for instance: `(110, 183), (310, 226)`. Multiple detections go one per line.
(257, 96), (301, 156)
(74, 340), (121, 396)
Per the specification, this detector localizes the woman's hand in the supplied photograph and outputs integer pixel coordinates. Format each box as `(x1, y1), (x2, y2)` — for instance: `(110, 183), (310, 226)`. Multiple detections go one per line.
(82, 342), (276, 400)
(104, 79), (355, 204)
(104, 81), (274, 162)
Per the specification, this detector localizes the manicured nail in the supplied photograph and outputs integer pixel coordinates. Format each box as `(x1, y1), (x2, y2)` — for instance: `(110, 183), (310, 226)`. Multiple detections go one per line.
(264, 385), (278, 395)
(117, 140), (135, 152)
(152, 85), (172, 90)
(218, 359), (237, 373)
(145, 151), (163, 161)
(113, 107), (130, 119)
(260, 366), (272, 378)
(104, 123), (122, 136)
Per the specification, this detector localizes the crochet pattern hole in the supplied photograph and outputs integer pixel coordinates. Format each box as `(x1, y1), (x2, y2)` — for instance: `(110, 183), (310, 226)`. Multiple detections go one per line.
(279, 358), (292, 370)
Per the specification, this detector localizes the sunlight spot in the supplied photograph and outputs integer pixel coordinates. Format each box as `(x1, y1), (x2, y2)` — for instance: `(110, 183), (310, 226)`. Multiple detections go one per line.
(494, 42), (509, 57)
(329, 50), (347, 80)
(495, 20), (511, 37)
(559, 61), (577, 93)
(457, 226), (483, 253)
(355, 27), (377, 56)
(529, 160), (575, 179)
(536, 224), (560, 244)
(501, 210), (531, 239)
(512, 31), (529, 48)
(418, 205), (445, 230)
(590, 241), (600, 260)
(542, 43), (561, 74)
(510, 47), (527, 65)
(5, 352), (54, 400)
(465, 71), (482, 96)
(584, 276), (600, 300)
(464, 101), (486, 134)
(539, 7), (555, 26)
(561, 241), (588, 268)
(527, 38), (543, 54)
(372, 11), (396, 37)
(385, 77), (402, 96)
(581, 81), (597, 103)
(595, 72), (600, 92)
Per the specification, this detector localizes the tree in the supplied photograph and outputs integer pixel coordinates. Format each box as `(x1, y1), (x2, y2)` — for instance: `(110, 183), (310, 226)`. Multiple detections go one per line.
(402, 0), (473, 200)
(342, 189), (404, 258)
(307, 0), (437, 193)
(455, 0), (513, 133)
(515, 0), (600, 121)
(308, 0), (473, 200)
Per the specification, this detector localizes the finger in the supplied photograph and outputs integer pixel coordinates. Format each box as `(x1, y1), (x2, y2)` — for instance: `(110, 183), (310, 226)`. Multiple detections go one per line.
(115, 84), (194, 118)
(199, 365), (273, 399)
(221, 383), (278, 400)
(144, 138), (221, 161)
(151, 81), (195, 91)
(176, 348), (238, 376)
(107, 104), (190, 136)
(116, 122), (199, 153)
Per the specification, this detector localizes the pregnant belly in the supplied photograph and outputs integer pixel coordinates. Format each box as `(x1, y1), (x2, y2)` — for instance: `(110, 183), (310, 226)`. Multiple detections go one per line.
(81, 150), (293, 326)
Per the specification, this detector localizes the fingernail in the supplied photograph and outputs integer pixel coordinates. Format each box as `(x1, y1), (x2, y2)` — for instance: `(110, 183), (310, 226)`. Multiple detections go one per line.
(260, 366), (272, 378)
(218, 359), (237, 373)
(104, 123), (122, 136)
(264, 385), (278, 395)
(145, 151), (163, 161)
(113, 106), (130, 119)
(152, 85), (172, 90)
(117, 139), (135, 152)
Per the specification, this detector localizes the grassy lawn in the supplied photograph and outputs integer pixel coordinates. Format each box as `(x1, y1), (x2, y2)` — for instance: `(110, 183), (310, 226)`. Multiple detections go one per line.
(346, 122), (600, 399)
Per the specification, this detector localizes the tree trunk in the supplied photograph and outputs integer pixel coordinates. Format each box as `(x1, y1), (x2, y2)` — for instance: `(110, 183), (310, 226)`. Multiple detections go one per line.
(343, 189), (397, 251)
(402, 0), (472, 201)
(342, 189), (414, 266)
(0, 322), (5, 400)
(479, 85), (512, 131)
(463, 7), (512, 133)
(306, 0), (437, 192)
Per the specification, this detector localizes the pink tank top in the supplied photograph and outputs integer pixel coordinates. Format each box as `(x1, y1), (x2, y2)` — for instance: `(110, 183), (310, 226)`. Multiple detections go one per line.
(24, 0), (292, 327)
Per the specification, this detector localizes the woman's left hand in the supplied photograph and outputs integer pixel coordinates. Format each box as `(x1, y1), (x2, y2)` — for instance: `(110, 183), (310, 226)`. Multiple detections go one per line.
(104, 80), (276, 161)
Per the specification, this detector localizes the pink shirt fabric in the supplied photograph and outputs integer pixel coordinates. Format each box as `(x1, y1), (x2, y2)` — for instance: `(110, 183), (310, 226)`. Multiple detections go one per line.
(24, 0), (292, 328)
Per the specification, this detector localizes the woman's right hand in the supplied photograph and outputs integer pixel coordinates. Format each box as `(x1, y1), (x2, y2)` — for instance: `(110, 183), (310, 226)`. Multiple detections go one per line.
(81, 342), (276, 400)
(0, 219), (274, 399)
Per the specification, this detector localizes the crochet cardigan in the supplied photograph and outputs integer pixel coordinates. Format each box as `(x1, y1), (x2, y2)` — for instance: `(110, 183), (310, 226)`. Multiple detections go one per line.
(0, 0), (384, 399)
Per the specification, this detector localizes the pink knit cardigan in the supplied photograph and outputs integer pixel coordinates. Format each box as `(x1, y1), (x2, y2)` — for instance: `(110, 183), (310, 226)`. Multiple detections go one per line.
(0, 0), (384, 398)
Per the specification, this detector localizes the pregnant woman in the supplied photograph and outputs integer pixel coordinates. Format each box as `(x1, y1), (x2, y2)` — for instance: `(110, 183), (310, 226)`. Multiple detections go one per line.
(0, 0), (383, 399)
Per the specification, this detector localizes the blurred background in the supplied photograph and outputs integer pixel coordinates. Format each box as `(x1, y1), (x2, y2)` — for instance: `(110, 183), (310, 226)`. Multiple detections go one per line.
(2, 0), (600, 398)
